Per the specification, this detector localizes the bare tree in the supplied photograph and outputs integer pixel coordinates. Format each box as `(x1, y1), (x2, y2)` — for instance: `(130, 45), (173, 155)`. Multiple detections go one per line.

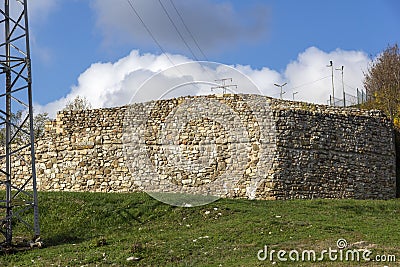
(363, 43), (400, 126)
(63, 95), (92, 111)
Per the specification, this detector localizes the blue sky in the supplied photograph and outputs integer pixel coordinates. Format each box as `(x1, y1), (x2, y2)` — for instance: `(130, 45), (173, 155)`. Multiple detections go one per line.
(27, 0), (400, 116)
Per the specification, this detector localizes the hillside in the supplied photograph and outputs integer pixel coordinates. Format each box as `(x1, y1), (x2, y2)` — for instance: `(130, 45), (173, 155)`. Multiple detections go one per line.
(1, 192), (400, 266)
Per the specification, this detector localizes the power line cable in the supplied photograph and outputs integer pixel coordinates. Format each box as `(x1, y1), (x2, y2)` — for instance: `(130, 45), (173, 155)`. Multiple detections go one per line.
(157, 0), (199, 61)
(126, 0), (212, 96)
(333, 76), (363, 92)
(126, 0), (176, 67)
(166, 0), (244, 88)
(158, 0), (217, 86)
(168, 0), (209, 61)
(289, 75), (331, 91)
(125, 0), (235, 94)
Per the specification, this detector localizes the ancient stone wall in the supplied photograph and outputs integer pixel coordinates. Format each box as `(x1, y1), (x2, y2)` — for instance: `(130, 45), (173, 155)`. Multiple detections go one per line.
(265, 100), (396, 199)
(13, 94), (397, 200)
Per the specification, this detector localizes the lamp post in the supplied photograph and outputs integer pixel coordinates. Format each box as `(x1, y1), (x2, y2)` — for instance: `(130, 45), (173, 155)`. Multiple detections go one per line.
(327, 61), (335, 106)
(292, 91), (298, 101)
(274, 82), (287, 99)
(336, 65), (345, 107)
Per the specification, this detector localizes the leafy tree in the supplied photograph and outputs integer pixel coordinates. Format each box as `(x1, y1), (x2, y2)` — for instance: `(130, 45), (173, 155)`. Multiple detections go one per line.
(32, 112), (50, 140)
(0, 110), (24, 146)
(363, 44), (400, 191)
(0, 111), (51, 146)
(63, 95), (92, 111)
(363, 43), (400, 128)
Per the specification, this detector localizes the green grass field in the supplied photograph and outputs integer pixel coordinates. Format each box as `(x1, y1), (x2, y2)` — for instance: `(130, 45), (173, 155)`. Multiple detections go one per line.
(1, 191), (400, 266)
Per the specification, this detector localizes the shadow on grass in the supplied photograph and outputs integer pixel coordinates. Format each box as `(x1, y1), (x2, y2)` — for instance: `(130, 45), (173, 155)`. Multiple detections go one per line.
(44, 232), (86, 247)
(43, 200), (168, 248)
(114, 200), (168, 225)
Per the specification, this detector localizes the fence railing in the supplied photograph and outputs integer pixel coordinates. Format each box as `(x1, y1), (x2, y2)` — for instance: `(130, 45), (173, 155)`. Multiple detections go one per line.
(327, 89), (368, 107)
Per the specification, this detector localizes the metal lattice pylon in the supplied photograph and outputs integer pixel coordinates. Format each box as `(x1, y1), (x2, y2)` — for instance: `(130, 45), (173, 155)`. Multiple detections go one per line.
(0, 0), (40, 247)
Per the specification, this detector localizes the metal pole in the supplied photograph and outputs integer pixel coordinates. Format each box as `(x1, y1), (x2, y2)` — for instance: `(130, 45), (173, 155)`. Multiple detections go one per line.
(211, 78), (237, 94)
(343, 90), (346, 107)
(0, 0), (40, 247)
(327, 61), (335, 106)
(24, 0), (40, 239)
(4, 0), (12, 245)
(274, 83), (287, 99)
(336, 66), (345, 107)
(341, 66), (345, 106)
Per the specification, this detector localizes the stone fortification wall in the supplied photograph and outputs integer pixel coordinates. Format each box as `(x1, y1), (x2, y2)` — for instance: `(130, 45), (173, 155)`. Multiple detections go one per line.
(13, 94), (396, 200)
(266, 100), (395, 199)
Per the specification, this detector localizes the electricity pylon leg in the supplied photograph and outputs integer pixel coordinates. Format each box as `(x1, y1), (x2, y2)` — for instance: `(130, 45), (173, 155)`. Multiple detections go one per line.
(0, 0), (40, 248)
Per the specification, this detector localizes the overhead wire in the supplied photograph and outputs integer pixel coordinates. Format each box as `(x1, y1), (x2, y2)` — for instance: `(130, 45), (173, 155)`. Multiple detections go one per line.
(334, 76), (362, 92)
(289, 75), (331, 91)
(125, 0), (214, 97)
(272, 75), (331, 100)
(125, 0), (177, 67)
(158, 0), (217, 84)
(157, 0), (200, 61)
(333, 76), (367, 101)
(158, 0), (220, 89)
(125, 0), (251, 94)
(168, 0), (209, 61)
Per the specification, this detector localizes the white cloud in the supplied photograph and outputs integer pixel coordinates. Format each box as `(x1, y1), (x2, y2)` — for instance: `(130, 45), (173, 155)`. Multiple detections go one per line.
(21, 0), (60, 66)
(35, 50), (193, 116)
(90, 0), (268, 55)
(284, 47), (369, 104)
(234, 65), (283, 96)
(36, 47), (370, 117)
(3, 0), (58, 30)
(29, 0), (59, 23)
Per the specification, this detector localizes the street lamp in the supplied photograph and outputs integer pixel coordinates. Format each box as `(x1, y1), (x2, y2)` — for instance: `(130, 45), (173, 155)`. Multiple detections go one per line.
(292, 91), (298, 101)
(274, 82), (287, 99)
(336, 65), (345, 107)
(327, 60), (335, 106)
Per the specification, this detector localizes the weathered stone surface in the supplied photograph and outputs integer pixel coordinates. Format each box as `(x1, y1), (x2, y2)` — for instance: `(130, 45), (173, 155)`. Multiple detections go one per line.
(9, 94), (397, 199)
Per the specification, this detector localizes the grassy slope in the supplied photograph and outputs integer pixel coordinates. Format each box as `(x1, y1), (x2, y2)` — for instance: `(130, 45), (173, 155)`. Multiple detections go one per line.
(1, 191), (400, 266)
